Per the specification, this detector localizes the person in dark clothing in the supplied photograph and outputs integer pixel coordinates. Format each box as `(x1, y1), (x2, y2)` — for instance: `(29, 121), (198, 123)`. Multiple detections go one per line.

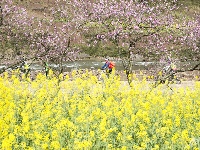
(44, 62), (49, 77)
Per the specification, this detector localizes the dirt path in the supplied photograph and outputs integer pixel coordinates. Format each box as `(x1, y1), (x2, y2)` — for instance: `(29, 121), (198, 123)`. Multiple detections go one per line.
(169, 81), (196, 89)
(119, 81), (198, 91)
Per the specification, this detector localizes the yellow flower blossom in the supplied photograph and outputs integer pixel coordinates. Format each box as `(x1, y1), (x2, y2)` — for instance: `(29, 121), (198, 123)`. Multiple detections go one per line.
(0, 70), (199, 149)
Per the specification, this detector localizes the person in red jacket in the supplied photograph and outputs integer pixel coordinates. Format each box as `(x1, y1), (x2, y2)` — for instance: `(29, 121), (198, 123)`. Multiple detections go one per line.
(101, 58), (115, 73)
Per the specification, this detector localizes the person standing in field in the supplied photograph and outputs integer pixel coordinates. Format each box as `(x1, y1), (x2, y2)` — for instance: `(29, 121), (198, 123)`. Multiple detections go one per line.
(44, 62), (49, 77)
(163, 57), (177, 74)
(24, 62), (30, 78)
(101, 58), (115, 73)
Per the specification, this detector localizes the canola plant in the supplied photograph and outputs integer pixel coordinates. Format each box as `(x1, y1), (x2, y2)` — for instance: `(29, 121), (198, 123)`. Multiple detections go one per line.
(0, 69), (200, 150)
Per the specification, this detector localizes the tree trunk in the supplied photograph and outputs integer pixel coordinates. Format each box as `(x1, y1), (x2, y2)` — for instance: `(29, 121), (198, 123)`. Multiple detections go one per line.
(0, 6), (3, 26)
(119, 41), (136, 86)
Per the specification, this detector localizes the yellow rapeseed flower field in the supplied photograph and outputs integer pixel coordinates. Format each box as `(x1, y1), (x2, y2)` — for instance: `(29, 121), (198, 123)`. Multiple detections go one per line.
(0, 69), (200, 150)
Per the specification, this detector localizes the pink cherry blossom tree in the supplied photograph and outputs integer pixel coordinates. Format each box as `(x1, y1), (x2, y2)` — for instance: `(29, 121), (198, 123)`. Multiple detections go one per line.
(0, 0), (80, 76)
(68, 0), (199, 83)
(0, 0), (34, 67)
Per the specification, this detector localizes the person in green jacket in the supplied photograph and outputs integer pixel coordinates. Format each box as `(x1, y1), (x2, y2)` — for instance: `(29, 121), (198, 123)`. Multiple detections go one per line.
(24, 62), (30, 78)
(44, 62), (49, 77)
